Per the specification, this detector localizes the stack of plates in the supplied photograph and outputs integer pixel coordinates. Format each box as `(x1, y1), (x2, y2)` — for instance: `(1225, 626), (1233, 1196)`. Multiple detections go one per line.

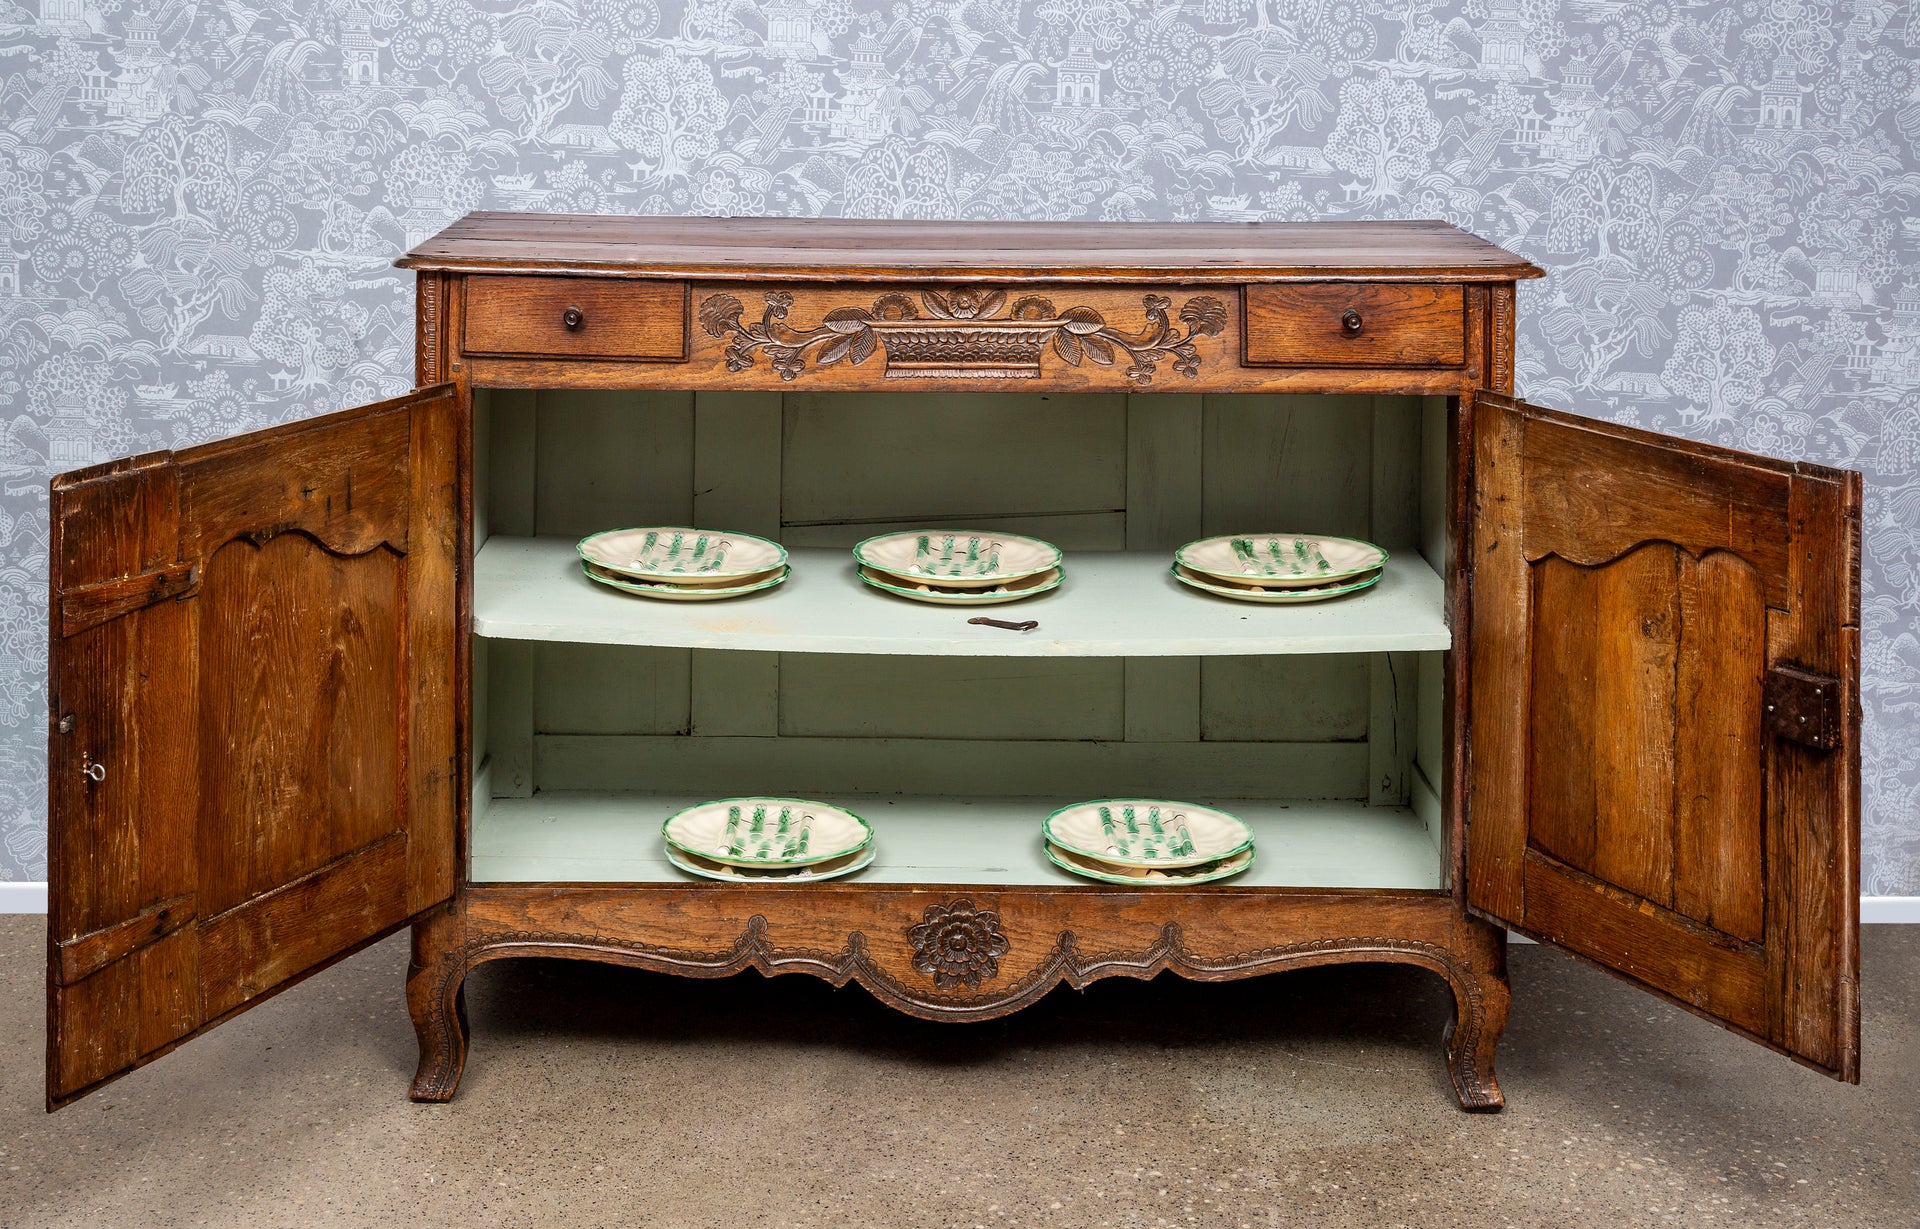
(578, 527), (790, 601)
(853, 530), (1063, 606)
(1171, 534), (1386, 604)
(662, 798), (874, 882)
(1042, 799), (1254, 885)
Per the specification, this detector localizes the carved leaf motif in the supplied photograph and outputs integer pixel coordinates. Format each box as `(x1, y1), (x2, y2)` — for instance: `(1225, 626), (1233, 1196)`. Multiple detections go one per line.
(1060, 305), (1106, 335)
(1082, 333), (1115, 364)
(848, 327), (878, 365)
(817, 333), (857, 366)
(922, 289), (955, 319)
(823, 306), (873, 332)
(698, 294), (745, 339)
(1053, 329), (1083, 365)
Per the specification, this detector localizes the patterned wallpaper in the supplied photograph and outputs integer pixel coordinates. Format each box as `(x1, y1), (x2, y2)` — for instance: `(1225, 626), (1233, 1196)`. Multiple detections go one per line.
(2, 0), (1917, 891)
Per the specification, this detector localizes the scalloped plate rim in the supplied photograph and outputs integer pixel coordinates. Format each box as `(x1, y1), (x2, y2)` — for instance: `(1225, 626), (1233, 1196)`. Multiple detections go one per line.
(583, 561), (790, 600)
(1045, 840), (1254, 886)
(1171, 563), (1381, 604)
(665, 842), (878, 883)
(857, 564), (1062, 605)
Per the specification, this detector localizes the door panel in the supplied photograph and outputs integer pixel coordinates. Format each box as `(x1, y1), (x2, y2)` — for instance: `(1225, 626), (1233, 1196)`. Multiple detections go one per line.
(46, 385), (462, 1108)
(1466, 391), (1859, 1079)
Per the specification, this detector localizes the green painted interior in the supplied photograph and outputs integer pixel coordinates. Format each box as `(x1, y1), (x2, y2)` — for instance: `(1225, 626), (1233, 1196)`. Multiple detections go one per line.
(469, 388), (1451, 887)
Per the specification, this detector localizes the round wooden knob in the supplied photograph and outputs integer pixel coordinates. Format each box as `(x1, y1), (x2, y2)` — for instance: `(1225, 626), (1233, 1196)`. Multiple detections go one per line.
(562, 306), (585, 331)
(1340, 308), (1363, 335)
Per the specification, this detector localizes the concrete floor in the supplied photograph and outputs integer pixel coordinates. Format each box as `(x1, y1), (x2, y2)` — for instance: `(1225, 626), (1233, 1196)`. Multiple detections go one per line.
(0, 918), (1911, 1228)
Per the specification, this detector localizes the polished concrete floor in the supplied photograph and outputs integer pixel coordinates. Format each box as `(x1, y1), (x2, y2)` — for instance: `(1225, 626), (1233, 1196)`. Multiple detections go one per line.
(0, 917), (1912, 1228)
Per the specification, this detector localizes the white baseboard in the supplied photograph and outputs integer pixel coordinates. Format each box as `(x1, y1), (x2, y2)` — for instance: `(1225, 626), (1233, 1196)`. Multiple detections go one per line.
(0, 882), (47, 913)
(1863, 895), (1920, 923)
(0, 883), (1916, 920)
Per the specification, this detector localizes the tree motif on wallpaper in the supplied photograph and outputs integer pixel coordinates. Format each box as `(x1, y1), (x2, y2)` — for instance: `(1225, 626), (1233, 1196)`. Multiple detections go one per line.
(1, 0), (1916, 889)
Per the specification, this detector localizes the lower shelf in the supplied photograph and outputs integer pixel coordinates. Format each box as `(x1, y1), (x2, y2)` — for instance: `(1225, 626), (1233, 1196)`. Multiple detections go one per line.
(470, 791), (1443, 890)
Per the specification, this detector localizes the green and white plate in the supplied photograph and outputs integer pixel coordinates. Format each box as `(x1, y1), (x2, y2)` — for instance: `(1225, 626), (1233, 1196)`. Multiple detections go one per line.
(666, 843), (876, 883)
(583, 561), (789, 601)
(1175, 534), (1386, 588)
(1172, 563), (1381, 604)
(1045, 840), (1254, 886)
(578, 526), (789, 583)
(662, 797), (872, 868)
(1043, 799), (1253, 869)
(857, 564), (1062, 606)
(854, 530), (1063, 589)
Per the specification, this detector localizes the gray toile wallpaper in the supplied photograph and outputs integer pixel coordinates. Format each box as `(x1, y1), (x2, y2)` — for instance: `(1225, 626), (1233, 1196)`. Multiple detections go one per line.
(2, 0), (1917, 891)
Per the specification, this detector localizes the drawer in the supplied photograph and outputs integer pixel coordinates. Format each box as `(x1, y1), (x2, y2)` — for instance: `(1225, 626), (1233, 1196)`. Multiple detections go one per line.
(463, 276), (687, 361)
(1243, 284), (1465, 368)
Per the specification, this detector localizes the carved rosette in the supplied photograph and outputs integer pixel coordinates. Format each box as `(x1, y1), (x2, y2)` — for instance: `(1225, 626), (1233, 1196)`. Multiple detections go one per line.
(907, 898), (1011, 990)
(697, 288), (1228, 385)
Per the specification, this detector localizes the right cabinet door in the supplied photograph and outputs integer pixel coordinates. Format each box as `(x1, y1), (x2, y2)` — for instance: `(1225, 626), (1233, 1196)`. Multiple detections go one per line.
(1465, 391), (1861, 1080)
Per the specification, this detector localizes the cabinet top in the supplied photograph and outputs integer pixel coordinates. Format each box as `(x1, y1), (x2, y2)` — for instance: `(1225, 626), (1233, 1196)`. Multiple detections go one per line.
(397, 212), (1544, 283)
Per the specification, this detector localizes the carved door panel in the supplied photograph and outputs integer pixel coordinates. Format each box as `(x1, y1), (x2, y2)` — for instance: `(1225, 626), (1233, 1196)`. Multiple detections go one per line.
(46, 385), (462, 1109)
(1465, 391), (1860, 1079)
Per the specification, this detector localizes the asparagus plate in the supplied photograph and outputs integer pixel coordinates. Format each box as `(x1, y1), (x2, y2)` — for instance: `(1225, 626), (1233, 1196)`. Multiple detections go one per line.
(1045, 841), (1254, 886)
(1174, 534), (1386, 587)
(857, 564), (1062, 605)
(1043, 799), (1254, 868)
(854, 530), (1063, 589)
(583, 561), (789, 601)
(1172, 563), (1381, 604)
(662, 797), (872, 868)
(666, 843), (876, 883)
(578, 526), (788, 583)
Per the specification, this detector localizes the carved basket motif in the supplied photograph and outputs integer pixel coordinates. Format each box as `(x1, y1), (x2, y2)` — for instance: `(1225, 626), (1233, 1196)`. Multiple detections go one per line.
(698, 288), (1228, 386)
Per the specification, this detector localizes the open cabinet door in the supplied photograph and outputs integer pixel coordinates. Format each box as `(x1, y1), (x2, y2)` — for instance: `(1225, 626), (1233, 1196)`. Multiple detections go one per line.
(45, 385), (462, 1109)
(1466, 391), (1860, 1080)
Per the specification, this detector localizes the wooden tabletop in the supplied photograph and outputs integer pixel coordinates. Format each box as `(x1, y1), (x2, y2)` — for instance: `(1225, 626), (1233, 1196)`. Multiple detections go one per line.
(398, 213), (1544, 283)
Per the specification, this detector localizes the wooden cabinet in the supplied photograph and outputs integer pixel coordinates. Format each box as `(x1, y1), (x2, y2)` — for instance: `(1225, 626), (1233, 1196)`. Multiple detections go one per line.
(44, 216), (1861, 1112)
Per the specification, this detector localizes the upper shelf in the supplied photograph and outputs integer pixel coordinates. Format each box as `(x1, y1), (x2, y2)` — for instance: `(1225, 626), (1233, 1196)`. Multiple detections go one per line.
(474, 537), (1450, 657)
(398, 214), (1545, 283)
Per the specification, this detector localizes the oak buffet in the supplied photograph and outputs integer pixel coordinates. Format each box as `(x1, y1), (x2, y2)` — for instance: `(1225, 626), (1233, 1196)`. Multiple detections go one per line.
(45, 216), (1861, 1111)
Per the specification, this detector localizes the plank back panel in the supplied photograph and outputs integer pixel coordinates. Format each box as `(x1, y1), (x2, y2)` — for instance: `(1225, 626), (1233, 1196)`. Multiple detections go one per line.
(486, 391), (1438, 810)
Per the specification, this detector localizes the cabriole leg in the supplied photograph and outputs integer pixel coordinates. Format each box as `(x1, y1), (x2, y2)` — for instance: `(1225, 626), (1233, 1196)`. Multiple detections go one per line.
(1443, 917), (1510, 1111)
(406, 903), (470, 1103)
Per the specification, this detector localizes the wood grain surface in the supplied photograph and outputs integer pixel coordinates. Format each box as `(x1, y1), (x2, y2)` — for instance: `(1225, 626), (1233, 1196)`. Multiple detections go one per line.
(1465, 390), (1860, 1080)
(1243, 283), (1466, 367)
(45, 386), (463, 1108)
(399, 214), (1547, 283)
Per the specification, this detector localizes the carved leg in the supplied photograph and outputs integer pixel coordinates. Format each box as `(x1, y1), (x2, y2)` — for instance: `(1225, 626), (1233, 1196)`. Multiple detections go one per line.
(406, 904), (470, 1103)
(1442, 917), (1510, 1112)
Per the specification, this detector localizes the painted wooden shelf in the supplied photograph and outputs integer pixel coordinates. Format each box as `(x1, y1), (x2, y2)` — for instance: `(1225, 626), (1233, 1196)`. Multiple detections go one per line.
(470, 791), (1444, 890)
(473, 536), (1450, 657)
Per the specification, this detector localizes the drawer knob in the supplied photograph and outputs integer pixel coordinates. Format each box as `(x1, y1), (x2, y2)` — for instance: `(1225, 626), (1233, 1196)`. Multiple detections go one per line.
(562, 306), (585, 331)
(1341, 307), (1363, 335)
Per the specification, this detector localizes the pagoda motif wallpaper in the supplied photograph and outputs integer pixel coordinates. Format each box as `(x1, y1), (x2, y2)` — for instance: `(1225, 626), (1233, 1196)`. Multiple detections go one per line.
(1, 0), (1917, 890)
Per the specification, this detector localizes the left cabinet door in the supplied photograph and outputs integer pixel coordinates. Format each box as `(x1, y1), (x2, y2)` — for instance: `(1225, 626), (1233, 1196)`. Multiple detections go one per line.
(45, 385), (463, 1109)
